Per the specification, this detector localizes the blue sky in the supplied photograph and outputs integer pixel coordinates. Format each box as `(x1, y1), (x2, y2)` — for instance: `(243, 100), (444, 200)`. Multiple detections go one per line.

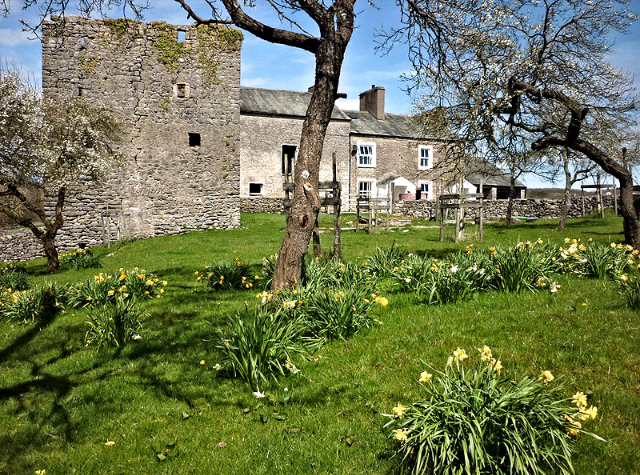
(1, 0), (639, 187)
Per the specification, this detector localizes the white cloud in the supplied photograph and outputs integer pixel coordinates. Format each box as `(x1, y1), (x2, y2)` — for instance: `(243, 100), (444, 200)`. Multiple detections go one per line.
(335, 98), (359, 111)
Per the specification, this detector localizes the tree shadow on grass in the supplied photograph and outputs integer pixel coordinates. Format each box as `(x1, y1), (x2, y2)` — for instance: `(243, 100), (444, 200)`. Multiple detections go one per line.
(0, 293), (235, 473)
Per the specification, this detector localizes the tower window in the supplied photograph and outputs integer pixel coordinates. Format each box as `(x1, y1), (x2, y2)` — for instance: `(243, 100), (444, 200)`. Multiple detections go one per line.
(189, 133), (201, 147)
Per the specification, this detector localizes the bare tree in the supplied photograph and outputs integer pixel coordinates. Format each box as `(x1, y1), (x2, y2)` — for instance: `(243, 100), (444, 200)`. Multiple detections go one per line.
(381, 0), (640, 246)
(553, 148), (595, 231)
(0, 65), (122, 272)
(3, 0), (356, 288)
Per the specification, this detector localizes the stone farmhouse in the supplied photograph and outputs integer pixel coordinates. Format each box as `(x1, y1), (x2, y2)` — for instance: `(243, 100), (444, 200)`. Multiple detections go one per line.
(240, 85), (447, 209)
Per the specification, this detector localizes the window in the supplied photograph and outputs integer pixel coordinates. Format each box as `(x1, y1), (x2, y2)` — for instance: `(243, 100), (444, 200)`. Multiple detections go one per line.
(177, 30), (186, 43)
(188, 133), (201, 147)
(418, 145), (433, 170)
(176, 83), (187, 98)
(357, 142), (376, 167)
(282, 144), (297, 175)
(248, 183), (264, 196)
(418, 180), (432, 200)
(358, 179), (375, 198)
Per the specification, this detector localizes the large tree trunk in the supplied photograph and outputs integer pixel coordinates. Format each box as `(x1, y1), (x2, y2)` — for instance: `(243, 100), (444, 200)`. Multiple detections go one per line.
(271, 30), (348, 290)
(42, 234), (60, 272)
(619, 173), (639, 247)
(557, 159), (572, 232)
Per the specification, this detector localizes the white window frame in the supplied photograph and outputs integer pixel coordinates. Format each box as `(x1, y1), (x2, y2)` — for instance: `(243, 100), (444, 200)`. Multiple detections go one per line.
(357, 179), (376, 198)
(357, 142), (376, 168)
(248, 182), (265, 197)
(418, 180), (432, 200)
(418, 145), (433, 170)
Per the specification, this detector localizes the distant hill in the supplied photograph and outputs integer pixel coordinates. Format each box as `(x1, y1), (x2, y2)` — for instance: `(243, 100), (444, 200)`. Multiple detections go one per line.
(527, 188), (598, 199)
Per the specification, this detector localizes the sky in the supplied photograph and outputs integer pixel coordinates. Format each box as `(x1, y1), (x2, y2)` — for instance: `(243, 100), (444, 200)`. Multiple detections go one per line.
(1, 0), (639, 188)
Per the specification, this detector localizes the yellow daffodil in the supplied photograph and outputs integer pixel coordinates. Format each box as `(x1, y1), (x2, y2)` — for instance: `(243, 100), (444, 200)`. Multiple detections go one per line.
(452, 347), (468, 362)
(419, 371), (432, 384)
(478, 345), (492, 362)
(572, 391), (588, 408)
(392, 403), (408, 418)
(539, 370), (554, 383)
(105, 440), (115, 446)
(393, 428), (409, 441)
(489, 358), (502, 372)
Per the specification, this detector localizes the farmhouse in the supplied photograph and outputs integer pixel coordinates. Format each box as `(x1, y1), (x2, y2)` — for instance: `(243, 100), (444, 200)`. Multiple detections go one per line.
(240, 85), (447, 209)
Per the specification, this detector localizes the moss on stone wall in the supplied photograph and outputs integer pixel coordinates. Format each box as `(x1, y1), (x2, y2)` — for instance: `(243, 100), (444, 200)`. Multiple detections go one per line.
(78, 55), (99, 73)
(104, 19), (131, 40)
(151, 23), (192, 73)
(196, 25), (243, 85)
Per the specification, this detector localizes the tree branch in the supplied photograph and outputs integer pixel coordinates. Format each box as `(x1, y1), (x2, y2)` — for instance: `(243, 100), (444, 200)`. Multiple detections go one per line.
(178, 0), (322, 53)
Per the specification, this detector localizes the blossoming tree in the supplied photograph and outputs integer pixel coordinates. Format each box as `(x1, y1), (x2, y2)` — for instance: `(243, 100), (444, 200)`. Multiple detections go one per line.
(0, 66), (122, 272)
(382, 0), (639, 246)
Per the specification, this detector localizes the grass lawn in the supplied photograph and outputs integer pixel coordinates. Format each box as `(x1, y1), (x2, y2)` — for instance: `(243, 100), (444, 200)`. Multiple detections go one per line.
(1, 213), (638, 474)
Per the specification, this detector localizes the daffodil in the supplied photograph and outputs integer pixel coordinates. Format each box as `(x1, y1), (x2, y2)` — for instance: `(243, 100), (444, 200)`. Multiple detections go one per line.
(572, 391), (588, 408)
(393, 428), (409, 441)
(539, 370), (554, 383)
(105, 440), (115, 446)
(253, 390), (266, 399)
(452, 347), (468, 362)
(392, 403), (408, 418)
(419, 371), (432, 384)
(478, 345), (492, 362)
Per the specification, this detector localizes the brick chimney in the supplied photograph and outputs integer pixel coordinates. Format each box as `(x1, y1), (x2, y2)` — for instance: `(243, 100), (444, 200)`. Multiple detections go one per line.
(359, 85), (385, 120)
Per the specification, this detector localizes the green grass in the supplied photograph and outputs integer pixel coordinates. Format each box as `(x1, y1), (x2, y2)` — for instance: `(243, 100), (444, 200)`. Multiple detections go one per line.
(1, 213), (638, 474)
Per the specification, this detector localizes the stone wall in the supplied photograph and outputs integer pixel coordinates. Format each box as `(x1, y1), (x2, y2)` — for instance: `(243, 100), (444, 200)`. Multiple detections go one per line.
(239, 197), (285, 214)
(0, 17), (244, 263)
(395, 196), (619, 221)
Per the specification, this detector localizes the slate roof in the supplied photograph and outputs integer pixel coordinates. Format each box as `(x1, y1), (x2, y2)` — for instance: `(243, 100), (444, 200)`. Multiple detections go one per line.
(344, 110), (434, 140)
(240, 87), (350, 121)
(464, 161), (526, 188)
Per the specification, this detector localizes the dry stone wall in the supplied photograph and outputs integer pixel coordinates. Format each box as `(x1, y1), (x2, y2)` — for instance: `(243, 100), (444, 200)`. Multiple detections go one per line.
(1, 16), (243, 263)
(396, 196), (618, 221)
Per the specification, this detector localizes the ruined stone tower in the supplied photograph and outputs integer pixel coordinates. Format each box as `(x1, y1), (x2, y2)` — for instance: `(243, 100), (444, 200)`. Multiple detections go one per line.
(41, 16), (243, 245)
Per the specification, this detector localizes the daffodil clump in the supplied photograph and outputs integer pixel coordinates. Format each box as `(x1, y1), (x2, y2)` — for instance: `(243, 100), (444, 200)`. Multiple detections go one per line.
(213, 278), (390, 390)
(555, 238), (636, 279)
(0, 262), (31, 292)
(84, 297), (145, 349)
(385, 346), (603, 475)
(66, 268), (167, 308)
(0, 283), (63, 324)
(195, 258), (258, 291)
(616, 248), (640, 310)
(60, 248), (102, 270)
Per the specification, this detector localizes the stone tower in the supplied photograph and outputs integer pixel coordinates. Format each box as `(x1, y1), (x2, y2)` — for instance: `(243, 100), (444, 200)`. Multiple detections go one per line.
(41, 16), (243, 245)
